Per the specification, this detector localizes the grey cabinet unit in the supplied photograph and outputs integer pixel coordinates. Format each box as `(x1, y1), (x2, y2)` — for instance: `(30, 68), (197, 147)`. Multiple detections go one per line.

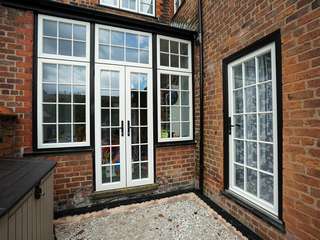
(0, 159), (56, 240)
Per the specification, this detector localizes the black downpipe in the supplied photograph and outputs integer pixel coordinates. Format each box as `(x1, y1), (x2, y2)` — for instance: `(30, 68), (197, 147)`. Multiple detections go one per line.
(198, 0), (205, 193)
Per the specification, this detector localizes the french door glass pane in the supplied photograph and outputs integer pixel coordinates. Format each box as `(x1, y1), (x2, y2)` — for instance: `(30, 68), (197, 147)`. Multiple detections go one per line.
(245, 86), (256, 112)
(246, 141), (257, 168)
(234, 90), (243, 113)
(233, 64), (242, 89)
(234, 115), (244, 138)
(244, 58), (256, 86)
(235, 164), (244, 189)
(245, 114), (257, 140)
(258, 52), (272, 82)
(100, 69), (121, 184)
(234, 140), (244, 164)
(130, 72), (149, 180)
(259, 143), (273, 173)
(259, 113), (273, 142)
(260, 173), (274, 204)
(258, 82), (272, 111)
(246, 168), (257, 196)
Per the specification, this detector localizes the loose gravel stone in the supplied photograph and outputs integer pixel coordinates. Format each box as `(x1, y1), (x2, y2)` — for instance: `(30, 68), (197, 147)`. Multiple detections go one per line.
(55, 193), (246, 240)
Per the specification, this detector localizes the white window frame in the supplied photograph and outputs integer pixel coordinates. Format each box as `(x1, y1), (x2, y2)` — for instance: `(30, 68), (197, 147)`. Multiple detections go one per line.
(157, 35), (192, 73)
(157, 70), (193, 143)
(100, 0), (155, 17)
(95, 24), (152, 68)
(228, 43), (278, 216)
(37, 59), (91, 149)
(38, 14), (91, 62)
(37, 15), (91, 149)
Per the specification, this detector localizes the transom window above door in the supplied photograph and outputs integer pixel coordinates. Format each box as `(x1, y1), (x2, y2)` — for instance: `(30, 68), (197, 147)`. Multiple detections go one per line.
(100, 0), (155, 16)
(96, 25), (152, 67)
(226, 42), (279, 216)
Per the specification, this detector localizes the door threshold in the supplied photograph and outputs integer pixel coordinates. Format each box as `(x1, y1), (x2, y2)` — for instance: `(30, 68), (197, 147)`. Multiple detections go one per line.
(91, 184), (159, 200)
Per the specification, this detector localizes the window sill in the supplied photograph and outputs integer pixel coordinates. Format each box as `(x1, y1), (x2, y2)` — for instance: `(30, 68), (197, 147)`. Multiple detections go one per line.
(222, 190), (285, 233)
(155, 140), (196, 148)
(24, 147), (94, 157)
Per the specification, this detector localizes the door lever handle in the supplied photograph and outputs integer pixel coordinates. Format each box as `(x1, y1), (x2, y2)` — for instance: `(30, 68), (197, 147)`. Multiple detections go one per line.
(127, 121), (131, 137)
(228, 117), (241, 135)
(120, 120), (124, 136)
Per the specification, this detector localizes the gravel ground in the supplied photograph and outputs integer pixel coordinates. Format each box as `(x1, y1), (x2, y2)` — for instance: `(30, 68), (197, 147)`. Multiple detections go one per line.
(54, 193), (246, 240)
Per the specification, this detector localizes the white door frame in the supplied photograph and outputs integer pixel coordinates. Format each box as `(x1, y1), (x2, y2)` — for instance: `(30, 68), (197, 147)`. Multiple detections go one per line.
(95, 64), (126, 191)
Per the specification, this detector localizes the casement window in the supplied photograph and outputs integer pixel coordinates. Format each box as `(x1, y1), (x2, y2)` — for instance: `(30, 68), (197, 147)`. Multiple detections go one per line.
(158, 35), (192, 72)
(100, 0), (155, 16)
(174, 0), (183, 13)
(157, 36), (193, 142)
(227, 43), (279, 215)
(37, 15), (90, 149)
(95, 25), (152, 67)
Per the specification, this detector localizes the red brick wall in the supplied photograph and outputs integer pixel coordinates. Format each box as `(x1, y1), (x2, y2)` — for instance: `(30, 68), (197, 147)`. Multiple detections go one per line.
(30, 152), (94, 211)
(156, 145), (195, 191)
(171, 0), (199, 30)
(0, 5), (33, 155)
(184, 0), (320, 239)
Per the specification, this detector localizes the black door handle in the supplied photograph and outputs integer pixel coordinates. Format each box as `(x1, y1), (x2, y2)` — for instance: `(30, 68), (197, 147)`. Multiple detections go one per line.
(127, 121), (131, 137)
(228, 117), (241, 135)
(120, 120), (124, 136)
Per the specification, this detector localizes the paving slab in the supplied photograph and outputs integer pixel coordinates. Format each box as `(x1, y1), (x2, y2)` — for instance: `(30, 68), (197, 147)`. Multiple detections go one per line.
(54, 193), (247, 240)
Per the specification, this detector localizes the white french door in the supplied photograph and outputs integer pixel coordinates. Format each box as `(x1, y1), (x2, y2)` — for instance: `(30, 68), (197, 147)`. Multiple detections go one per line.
(95, 64), (153, 191)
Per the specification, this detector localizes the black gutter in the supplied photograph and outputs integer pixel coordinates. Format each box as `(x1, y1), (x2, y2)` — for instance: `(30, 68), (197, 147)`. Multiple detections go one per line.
(197, 0), (205, 193)
(1, 0), (196, 40)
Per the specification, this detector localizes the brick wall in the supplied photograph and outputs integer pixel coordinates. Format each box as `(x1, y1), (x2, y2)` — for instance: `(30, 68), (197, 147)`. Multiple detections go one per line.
(171, 0), (199, 30)
(156, 145), (195, 191)
(0, 5), (33, 155)
(174, 0), (319, 239)
(29, 152), (94, 211)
